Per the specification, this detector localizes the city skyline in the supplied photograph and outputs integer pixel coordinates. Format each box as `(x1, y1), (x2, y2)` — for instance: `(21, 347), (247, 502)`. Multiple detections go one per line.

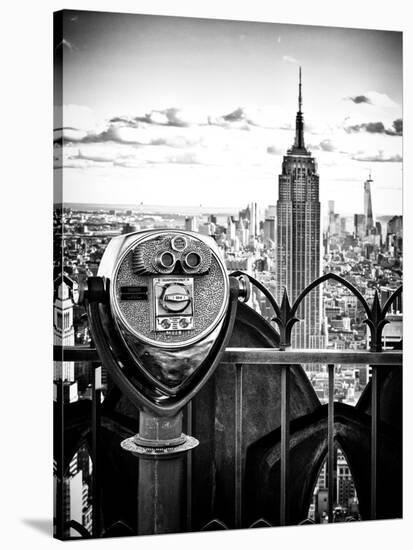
(54, 11), (402, 216)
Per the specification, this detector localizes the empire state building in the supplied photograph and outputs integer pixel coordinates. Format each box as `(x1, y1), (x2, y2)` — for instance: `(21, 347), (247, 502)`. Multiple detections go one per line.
(275, 68), (323, 349)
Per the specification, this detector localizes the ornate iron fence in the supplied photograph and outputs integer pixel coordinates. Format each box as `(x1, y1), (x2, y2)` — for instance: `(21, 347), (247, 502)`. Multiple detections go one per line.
(53, 274), (402, 537)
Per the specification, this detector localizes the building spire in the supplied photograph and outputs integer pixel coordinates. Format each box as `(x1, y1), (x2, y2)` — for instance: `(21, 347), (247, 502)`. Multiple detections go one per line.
(294, 66), (305, 150)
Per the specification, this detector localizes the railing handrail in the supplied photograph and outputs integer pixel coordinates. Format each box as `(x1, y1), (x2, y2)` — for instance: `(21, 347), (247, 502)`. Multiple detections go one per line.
(222, 348), (401, 365)
(53, 345), (402, 366)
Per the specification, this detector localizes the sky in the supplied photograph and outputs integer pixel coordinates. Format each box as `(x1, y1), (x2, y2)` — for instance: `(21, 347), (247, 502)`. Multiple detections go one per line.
(54, 10), (403, 216)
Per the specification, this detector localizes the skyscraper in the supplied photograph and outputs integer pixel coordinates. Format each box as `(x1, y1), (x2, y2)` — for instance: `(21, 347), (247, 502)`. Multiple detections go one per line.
(328, 200), (336, 235)
(276, 68), (323, 348)
(53, 276), (79, 403)
(364, 173), (374, 235)
(354, 214), (366, 239)
(248, 201), (259, 238)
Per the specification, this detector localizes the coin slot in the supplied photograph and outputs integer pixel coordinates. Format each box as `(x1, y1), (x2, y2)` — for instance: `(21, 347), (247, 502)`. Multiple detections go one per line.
(171, 235), (187, 251)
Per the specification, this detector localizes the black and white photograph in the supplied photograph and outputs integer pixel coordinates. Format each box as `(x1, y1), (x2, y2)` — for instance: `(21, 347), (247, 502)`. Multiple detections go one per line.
(52, 8), (403, 541)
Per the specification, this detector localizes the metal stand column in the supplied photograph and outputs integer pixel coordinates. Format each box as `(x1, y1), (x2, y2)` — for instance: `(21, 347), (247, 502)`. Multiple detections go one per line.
(121, 410), (198, 535)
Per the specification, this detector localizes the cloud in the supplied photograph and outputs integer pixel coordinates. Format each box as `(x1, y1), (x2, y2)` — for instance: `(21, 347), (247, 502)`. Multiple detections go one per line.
(223, 107), (248, 122)
(392, 118), (403, 135)
(365, 92), (399, 109)
(86, 123), (205, 148)
(213, 108), (251, 130)
(61, 105), (292, 149)
(54, 136), (223, 169)
(217, 106), (293, 130)
(345, 91), (398, 109)
(282, 55), (299, 64)
(133, 107), (211, 127)
(348, 95), (371, 105)
(120, 106), (252, 130)
(345, 119), (403, 136)
(114, 150), (204, 167)
(55, 102), (401, 172)
(319, 139), (336, 152)
(55, 104), (103, 134)
(60, 104), (297, 146)
(352, 151), (402, 163)
(54, 127), (87, 143)
(266, 145), (283, 155)
(166, 152), (204, 165)
(345, 121), (386, 134)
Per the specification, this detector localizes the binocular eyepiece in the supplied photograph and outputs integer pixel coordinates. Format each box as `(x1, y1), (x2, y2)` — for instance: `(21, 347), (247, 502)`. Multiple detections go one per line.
(132, 233), (212, 276)
(155, 248), (202, 272)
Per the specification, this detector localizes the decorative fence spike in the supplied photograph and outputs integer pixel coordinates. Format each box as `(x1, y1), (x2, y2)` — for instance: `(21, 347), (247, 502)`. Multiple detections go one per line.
(364, 290), (390, 352)
(231, 271), (402, 354)
(272, 287), (300, 350)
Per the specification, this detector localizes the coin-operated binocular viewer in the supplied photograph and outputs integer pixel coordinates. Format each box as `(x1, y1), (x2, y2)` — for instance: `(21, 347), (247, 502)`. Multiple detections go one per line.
(86, 229), (250, 534)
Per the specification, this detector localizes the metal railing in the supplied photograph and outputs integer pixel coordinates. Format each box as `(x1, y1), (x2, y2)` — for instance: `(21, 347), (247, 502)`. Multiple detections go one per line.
(54, 273), (402, 535)
(54, 344), (402, 534)
(221, 348), (402, 526)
